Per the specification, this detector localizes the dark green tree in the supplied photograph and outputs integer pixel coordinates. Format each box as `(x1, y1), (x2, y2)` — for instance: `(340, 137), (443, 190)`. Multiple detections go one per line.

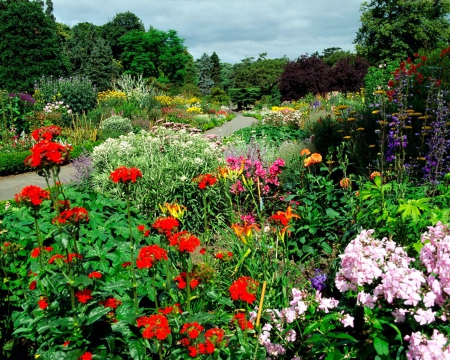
(220, 62), (234, 91)
(45, 0), (55, 21)
(354, 0), (450, 64)
(100, 11), (145, 60)
(196, 53), (214, 95)
(183, 51), (198, 86)
(0, 0), (64, 91)
(120, 28), (189, 84)
(321, 47), (353, 66)
(65, 22), (118, 91)
(210, 51), (221, 87)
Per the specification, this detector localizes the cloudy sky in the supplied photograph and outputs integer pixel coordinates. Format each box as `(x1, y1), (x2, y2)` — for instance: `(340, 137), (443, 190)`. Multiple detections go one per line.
(52, 0), (363, 64)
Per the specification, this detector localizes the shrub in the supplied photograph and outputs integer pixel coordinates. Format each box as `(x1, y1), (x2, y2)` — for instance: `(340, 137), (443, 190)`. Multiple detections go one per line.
(328, 56), (370, 93)
(99, 115), (133, 133)
(34, 76), (97, 115)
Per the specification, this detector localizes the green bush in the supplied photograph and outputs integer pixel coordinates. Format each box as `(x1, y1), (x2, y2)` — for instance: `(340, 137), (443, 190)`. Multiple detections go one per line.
(99, 115), (133, 133)
(229, 124), (305, 146)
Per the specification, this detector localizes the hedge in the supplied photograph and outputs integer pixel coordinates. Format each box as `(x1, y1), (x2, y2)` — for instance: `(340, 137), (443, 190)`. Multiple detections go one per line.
(0, 140), (103, 177)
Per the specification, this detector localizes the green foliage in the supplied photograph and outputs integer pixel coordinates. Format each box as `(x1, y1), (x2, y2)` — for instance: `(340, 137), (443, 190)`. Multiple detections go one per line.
(0, 0), (65, 92)
(354, 0), (450, 64)
(210, 51), (221, 88)
(364, 61), (398, 104)
(228, 87), (261, 109)
(99, 115), (133, 133)
(119, 28), (189, 85)
(207, 87), (230, 104)
(196, 53), (214, 96)
(35, 76), (97, 114)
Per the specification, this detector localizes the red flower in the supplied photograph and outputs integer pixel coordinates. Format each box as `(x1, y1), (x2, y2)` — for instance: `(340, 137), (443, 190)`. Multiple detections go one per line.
(79, 352), (93, 360)
(174, 272), (199, 289)
(122, 262), (131, 268)
(136, 314), (171, 340)
(99, 297), (122, 309)
(53, 207), (89, 225)
(25, 140), (71, 168)
(75, 289), (93, 304)
(199, 339), (215, 354)
(168, 231), (200, 253)
(30, 246), (53, 258)
(152, 217), (179, 237)
(231, 313), (254, 330)
(188, 346), (198, 358)
(229, 276), (259, 304)
(29, 280), (37, 290)
(109, 166), (142, 183)
(205, 328), (225, 345)
(88, 271), (102, 279)
(15, 185), (50, 207)
(48, 254), (65, 264)
(192, 173), (217, 189)
(199, 248), (206, 255)
(32, 126), (61, 141)
(66, 253), (83, 263)
(63, 340), (70, 347)
(137, 225), (146, 232)
(136, 245), (168, 269)
(181, 322), (204, 339)
(158, 303), (182, 315)
(38, 298), (48, 310)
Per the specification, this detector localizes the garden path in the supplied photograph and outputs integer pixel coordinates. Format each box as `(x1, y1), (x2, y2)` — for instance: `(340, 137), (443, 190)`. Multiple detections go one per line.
(0, 112), (257, 201)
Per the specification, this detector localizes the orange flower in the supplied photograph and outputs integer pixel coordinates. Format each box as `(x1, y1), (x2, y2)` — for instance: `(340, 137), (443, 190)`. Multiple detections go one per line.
(304, 153), (322, 167)
(231, 223), (260, 245)
(339, 178), (351, 188)
(271, 206), (300, 241)
(158, 202), (187, 220)
(370, 171), (381, 180)
(300, 149), (311, 156)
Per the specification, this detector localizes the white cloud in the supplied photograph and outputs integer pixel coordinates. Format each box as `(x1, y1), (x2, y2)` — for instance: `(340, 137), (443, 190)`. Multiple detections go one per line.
(52, 0), (362, 63)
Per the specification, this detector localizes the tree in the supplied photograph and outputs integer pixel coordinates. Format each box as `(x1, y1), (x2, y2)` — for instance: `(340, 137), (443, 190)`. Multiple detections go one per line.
(196, 53), (214, 95)
(45, 0), (55, 21)
(0, 0), (64, 91)
(354, 0), (450, 64)
(120, 28), (189, 84)
(279, 55), (329, 101)
(210, 51), (221, 87)
(328, 56), (369, 93)
(100, 11), (145, 60)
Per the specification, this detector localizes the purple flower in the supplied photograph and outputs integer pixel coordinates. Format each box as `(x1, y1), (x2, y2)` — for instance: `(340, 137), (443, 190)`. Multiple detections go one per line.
(311, 269), (327, 291)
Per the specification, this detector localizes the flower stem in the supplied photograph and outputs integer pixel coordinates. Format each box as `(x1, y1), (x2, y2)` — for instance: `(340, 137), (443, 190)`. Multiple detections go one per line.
(126, 195), (139, 313)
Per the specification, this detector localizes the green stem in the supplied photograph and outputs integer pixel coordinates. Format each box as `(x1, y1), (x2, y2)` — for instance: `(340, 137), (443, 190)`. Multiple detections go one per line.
(185, 271), (191, 313)
(127, 195), (139, 313)
(33, 215), (44, 271)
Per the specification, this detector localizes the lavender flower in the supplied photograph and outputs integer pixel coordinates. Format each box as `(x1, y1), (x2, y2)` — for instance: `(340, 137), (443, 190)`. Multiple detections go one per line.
(311, 269), (327, 291)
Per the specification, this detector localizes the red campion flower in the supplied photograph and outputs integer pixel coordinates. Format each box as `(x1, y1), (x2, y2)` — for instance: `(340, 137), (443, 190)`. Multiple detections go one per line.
(231, 313), (254, 330)
(25, 140), (71, 168)
(52, 207), (89, 225)
(63, 340), (70, 347)
(229, 276), (259, 304)
(215, 251), (233, 261)
(30, 246), (53, 258)
(48, 254), (65, 264)
(168, 230), (200, 253)
(136, 245), (168, 269)
(158, 303), (182, 315)
(38, 298), (48, 310)
(99, 297), (122, 309)
(88, 271), (102, 279)
(75, 289), (93, 303)
(192, 173), (217, 189)
(29, 280), (37, 290)
(174, 272), (199, 290)
(32, 126), (61, 141)
(15, 185), (50, 207)
(109, 166), (142, 183)
(136, 314), (171, 340)
(205, 328), (225, 346)
(78, 352), (93, 360)
(122, 261), (131, 268)
(199, 339), (215, 355)
(152, 216), (179, 237)
(66, 253), (83, 263)
(188, 346), (198, 358)
(180, 322), (204, 339)
(137, 225), (145, 232)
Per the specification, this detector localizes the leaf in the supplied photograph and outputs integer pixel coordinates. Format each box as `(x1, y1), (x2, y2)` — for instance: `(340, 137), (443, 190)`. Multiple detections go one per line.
(85, 306), (111, 325)
(303, 321), (320, 335)
(71, 275), (93, 288)
(128, 339), (146, 360)
(326, 208), (340, 218)
(327, 332), (358, 342)
(373, 336), (389, 356)
(321, 242), (333, 255)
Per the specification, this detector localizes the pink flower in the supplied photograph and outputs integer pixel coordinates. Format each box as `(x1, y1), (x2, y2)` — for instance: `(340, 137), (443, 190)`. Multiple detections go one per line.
(340, 313), (354, 328)
(413, 308), (436, 325)
(392, 308), (408, 322)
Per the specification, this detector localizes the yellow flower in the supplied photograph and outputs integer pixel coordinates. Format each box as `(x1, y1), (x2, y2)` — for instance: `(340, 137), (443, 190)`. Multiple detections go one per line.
(343, 136), (351, 140)
(406, 109), (415, 113)
(418, 115), (433, 120)
(337, 130), (344, 133)
(335, 105), (349, 110)
(404, 126), (412, 129)
(356, 127), (365, 131)
(369, 144), (376, 148)
(373, 90), (385, 94)
(372, 110), (380, 114)
(417, 157), (426, 161)
(347, 117), (356, 122)
(186, 106), (203, 114)
(422, 126), (432, 130)
(158, 202), (187, 220)
(378, 121), (388, 125)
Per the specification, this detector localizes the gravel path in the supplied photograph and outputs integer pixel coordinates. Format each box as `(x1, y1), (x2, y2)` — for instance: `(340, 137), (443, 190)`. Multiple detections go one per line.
(0, 113), (257, 201)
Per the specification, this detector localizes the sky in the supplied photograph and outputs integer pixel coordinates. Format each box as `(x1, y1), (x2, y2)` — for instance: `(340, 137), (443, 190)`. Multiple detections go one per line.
(52, 0), (363, 64)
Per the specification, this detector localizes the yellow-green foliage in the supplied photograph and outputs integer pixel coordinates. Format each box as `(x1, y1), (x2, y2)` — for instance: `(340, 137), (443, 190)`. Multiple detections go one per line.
(97, 90), (127, 104)
(186, 106), (203, 114)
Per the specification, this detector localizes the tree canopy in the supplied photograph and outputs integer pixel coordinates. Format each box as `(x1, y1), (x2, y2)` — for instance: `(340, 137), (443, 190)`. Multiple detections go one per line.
(354, 0), (450, 64)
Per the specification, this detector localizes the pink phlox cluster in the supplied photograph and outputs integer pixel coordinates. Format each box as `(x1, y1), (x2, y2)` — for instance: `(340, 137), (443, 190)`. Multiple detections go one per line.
(230, 179), (245, 194)
(405, 330), (450, 359)
(226, 156), (285, 194)
(315, 291), (339, 313)
(340, 312), (355, 328)
(420, 222), (450, 305)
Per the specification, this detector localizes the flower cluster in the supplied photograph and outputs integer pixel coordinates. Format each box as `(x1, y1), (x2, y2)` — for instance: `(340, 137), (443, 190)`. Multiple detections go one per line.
(30, 246), (53, 258)
(229, 276), (259, 304)
(25, 139), (71, 168)
(31, 125), (61, 141)
(152, 216), (179, 237)
(15, 185), (50, 207)
(109, 166), (142, 183)
(405, 330), (450, 359)
(174, 272), (199, 289)
(52, 207), (89, 225)
(180, 323), (226, 357)
(136, 314), (171, 340)
(75, 289), (93, 304)
(168, 231), (201, 253)
(136, 245), (168, 269)
(192, 173), (217, 189)
(231, 313), (254, 330)
(310, 269), (327, 291)
(303, 153), (322, 167)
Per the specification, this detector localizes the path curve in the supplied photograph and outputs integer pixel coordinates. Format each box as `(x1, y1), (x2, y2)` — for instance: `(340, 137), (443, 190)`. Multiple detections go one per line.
(0, 112), (257, 201)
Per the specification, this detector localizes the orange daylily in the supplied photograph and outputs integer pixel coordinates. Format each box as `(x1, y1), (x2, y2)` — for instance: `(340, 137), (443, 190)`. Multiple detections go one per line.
(271, 206), (300, 241)
(158, 202), (187, 220)
(231, 223), (260, 245)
